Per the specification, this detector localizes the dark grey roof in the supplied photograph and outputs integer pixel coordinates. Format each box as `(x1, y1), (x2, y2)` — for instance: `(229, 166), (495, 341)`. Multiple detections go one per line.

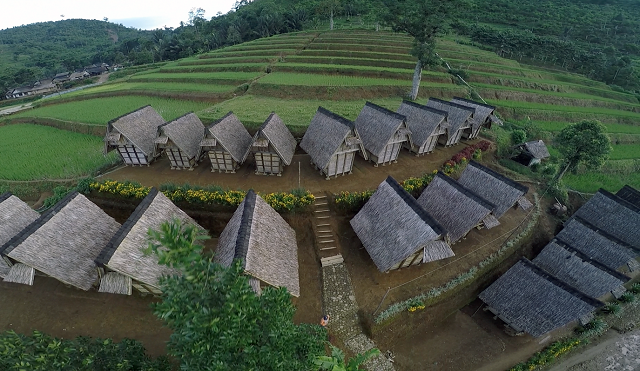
(96, 188), (201, 289)
(425, 98), (473, 135)
(300, 107), (358, 170)
(523, 140), (550, 159)
(533, 239), (629, 298)
(557, 217), (638, 271)
(451, 97), (495, 131)
(204, 112), (253, 163)
(572, 190), (640, 249)
(616, 185), (640, 208)
(215, 190), (300, 296)
(479, 258), (603, 337)
(159, 113), (205, 159)
(107, 106), (165, 156)
(0, 193), (40, 256)
(1, 192), (121, 291)
(397, 100), (448, 146)
(355, 102), (408, 158)
(249, 113), (297, 165)
(417, 172), (495, 242)
(458, 161), (529, 218)
(350, 176), (451, 272)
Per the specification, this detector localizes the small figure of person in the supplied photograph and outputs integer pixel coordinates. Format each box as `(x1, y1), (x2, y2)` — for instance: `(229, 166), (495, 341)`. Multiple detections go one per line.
(320, 315), (330, 327)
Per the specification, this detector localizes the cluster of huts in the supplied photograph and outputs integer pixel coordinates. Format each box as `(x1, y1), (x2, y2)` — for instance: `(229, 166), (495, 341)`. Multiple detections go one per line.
(479, 185), (640, 337)
(104, 97), (500, 179)
(350, 160), (532, 272)
(0, 189), (301, 297)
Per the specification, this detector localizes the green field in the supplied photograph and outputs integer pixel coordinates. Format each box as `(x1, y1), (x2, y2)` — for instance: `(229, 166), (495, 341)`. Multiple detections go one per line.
(257, 72), (411, 86)
(609, 144), (640, 160)
(13, 97), (210, 125)
(0, 124), (119, 181)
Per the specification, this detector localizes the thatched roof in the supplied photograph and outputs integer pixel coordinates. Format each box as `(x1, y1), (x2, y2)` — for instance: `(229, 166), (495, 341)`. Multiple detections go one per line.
(3, 263), (35, 285)
(425, 98), (473, 134)
(96, 188), (201, 289)
(300, 107), (364, 169)
(215, 190), (300, 296)
(397, 100), (448, 146)
(572, 189), (640, 249)
(0, 192), (40, 255)
(417, 172), (496, 242)
(522, 140), (550, 159)
(0, 192), (121, 291)
(458, 161), (529, 218)
(557, 217), (638, 271)
(107, 106), (165, 156)
(533, 239), (629, 298)
(479, 258), (603, 337)
(616, 185), (640, 208)
(247, 113), (297, 165)
(203, 111), (253, 163)
(355, 102), (409, 158)
(451, 97), (495, 131)
(158, 112), (205, 159)
(98, 272), (132, 295)
(350, 176), (451, 272)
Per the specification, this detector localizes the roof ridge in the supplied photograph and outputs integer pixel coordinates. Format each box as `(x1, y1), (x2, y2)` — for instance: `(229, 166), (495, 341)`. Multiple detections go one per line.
(317, 106), (354, 128)
(365, 101), (407, 121)
(163, 112), (195, 128)
(551, 238), (631, 282)
(597, 188), (640, 213)
(452, 96), (496, 109)
(107, 105), (152, 125)
(0, 192), (13, 203)
(384, 176), (446, 236)
(468, 161), (529, 193)
(0, 191), (79, 256)
(521, 257), (604, 308)
(234, 190), (257, 268)
(428, 98), (475, 113)
(259, 112), (277, 131)
(568, 216), (639, 253)
(95, 188), (159, 266)
(435, 171), (496, 211)
(400, 100), (449, 117)
(207, 111), (236, 130)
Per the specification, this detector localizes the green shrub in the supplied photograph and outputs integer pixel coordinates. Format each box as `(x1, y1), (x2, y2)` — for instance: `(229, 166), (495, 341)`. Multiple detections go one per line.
(576, 318), (607, 338)
(602, 302), (622, 315)
(510, 129), (527, 145)
(619, 292), (636, 303)
(630, 283), (640, 294)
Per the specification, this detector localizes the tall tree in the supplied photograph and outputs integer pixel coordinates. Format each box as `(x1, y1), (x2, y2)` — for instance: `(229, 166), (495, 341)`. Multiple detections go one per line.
(555, 120), (612, 181)
(379, 0), (464, 99)
(148, 219), (327, 371)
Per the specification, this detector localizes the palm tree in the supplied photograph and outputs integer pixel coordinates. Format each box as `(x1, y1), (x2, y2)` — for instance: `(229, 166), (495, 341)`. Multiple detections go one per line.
(314, 345), (381, 371)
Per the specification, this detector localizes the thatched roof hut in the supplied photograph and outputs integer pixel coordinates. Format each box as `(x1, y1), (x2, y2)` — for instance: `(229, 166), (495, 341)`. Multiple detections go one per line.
(0, 193), (40, 279)
(417, 172), (498, 243)
(397, 100), (448, 155)
(451, 97), (501, 139)
(200, 112), (253, 173)
(425, 98), (474, 146)
(533, 239), (629, 299)
(616, 185), (640, 208)
(104, 106), (165, 166)
(571, 189), (640, 249)
(300, 107), (367, 179)
(0, 192), (121, 290)
(355, 102), (410, 166)
(458, 161), (531, 218)
(479, 258), (604, 337)
(95, 188), (202, 295)
(557, 216), (639, 272)
(350, 176), (452, 272)
(154, 112), (205, 170)
(215, 190), (300, 296)
(513, 140), (550, 167)
(247, 113), (297, 175)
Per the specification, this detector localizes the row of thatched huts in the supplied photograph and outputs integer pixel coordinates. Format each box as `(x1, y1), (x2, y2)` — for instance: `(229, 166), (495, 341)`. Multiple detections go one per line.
(350, 161), (531, 272)
(0, 190), (301, 298)
(479, 185), (640, 337)
(103, 98), (499, 178)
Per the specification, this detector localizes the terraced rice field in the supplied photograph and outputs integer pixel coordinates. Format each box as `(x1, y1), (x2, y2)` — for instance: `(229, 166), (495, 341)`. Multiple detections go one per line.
(0, 124), (119, 180)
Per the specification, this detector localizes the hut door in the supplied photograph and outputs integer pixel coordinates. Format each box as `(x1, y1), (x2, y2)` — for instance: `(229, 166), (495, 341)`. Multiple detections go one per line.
(118, 145), (147, 165)
(209, 150), (235, 172)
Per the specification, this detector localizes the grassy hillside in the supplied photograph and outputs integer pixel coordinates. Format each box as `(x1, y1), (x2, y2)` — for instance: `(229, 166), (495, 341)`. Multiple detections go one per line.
(4, 29), (639, 191)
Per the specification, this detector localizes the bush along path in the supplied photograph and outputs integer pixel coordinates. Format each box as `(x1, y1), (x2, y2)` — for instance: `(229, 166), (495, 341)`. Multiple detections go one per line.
(315, 197), (395, 371)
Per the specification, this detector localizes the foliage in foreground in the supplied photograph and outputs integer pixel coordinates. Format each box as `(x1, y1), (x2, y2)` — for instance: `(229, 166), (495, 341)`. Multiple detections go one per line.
(0, 331), (170, 371)
(148, 219), (327, 371)
(314, 344), (380, 371)
(508, 338), (584, 371)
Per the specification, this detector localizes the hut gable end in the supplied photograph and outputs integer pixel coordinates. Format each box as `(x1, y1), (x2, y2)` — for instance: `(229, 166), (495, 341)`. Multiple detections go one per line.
(355, 102), (409, 158)
(616, 185), (640, 208)
(204, 112), (253, 163)
(159, 113), (205, 159)
(397, 100), (447, 147)
(107, 106), (165, 157)
(0, 193), (40, 278)
(425, 98), (473, 134)
(451, 97), (495, 132)
(250, 113), (297, 165)
(300, 107), (357, 171)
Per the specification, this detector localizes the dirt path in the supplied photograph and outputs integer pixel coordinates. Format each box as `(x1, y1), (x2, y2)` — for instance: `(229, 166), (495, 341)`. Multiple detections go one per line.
(0, 103), (32, 116)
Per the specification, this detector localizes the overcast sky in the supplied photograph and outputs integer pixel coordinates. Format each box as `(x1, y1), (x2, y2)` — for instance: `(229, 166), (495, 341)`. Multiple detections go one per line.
(0, 0), (238, 31)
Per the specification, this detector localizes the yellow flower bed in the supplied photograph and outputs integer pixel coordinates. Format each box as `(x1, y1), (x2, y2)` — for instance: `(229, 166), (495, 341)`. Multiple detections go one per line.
(89, 181), (314, 212)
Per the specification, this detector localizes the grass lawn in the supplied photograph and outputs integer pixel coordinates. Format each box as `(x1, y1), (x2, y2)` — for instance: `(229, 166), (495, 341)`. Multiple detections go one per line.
(12, 96), (211, 125)
(0, 124), (119, 181)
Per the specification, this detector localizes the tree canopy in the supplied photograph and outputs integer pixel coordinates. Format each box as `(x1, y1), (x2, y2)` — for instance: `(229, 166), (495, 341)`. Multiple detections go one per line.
(555, 120), (612, 180)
